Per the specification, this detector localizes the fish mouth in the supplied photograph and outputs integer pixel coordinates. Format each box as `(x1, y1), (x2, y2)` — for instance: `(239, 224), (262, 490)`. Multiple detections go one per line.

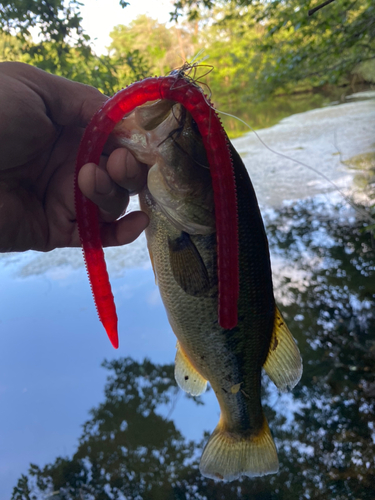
(110, 99), (182, 166)
(129, 99), (177, 131)
(110, 98), (215, 235)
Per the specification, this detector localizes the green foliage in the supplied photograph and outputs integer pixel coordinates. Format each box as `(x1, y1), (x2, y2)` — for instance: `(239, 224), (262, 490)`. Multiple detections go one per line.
(2, 1), (373, 103)
(0, 0), (91, 80)
(0, 0), (84, 44)
(0, 30), (29, 63)
(354, 59), (375, 84)
(108, 15), (199, 84)
(171, 0), (215, 21)
(257, 0), (375, 95)
(171, 0), (375, 98)
(0, 1), (121, 94)
(196, 2), (267, 107)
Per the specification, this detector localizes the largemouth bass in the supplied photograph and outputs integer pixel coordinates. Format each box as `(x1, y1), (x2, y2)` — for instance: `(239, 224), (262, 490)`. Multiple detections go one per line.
(113, 96), (302, 481)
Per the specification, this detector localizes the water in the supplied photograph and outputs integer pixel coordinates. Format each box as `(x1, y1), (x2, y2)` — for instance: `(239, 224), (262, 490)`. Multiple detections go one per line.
(2, 93), (375, 499)
(232, 98), (375, 207)
(218, 87), (374, 139)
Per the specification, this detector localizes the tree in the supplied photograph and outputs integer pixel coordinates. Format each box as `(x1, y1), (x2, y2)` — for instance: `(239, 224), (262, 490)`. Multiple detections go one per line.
(0, 0), (85, 44)
(0, 0), (90, 73)
(108, 15), (199, 84)
(171, 0), (375, 97)
(0, 1), (127, 94)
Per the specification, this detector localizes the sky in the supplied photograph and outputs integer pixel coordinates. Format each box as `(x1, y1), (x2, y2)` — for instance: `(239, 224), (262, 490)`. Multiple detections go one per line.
(80, 0), (176, 55)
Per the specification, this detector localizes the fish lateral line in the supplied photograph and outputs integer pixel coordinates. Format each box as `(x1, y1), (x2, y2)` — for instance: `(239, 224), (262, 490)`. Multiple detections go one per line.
(75, 75), (240, 347)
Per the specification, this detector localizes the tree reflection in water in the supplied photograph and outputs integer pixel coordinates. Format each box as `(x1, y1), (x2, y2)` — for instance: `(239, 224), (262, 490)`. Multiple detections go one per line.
(12, 200), (375, 500)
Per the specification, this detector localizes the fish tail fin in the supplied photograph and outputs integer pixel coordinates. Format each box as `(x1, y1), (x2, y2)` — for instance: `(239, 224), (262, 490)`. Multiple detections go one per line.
(199, 415), (278, 481)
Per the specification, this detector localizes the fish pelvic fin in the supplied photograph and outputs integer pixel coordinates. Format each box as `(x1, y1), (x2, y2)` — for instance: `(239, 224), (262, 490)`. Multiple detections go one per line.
(263, 306), (303, 392)
(199, 415), (279, 481)
(175, 341), (208, 396)
(168, 232), (211, 297)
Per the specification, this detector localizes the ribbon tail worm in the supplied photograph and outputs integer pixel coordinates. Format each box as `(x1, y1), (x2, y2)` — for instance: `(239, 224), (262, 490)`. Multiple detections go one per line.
(74, 75), (239, 348)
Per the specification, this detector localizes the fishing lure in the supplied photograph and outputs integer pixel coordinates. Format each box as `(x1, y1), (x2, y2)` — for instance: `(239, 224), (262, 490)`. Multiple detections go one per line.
(75, 75), (239, 348)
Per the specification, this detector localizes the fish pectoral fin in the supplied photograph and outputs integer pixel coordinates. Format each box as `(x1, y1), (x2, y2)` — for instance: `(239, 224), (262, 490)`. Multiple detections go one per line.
(199, 415), (279, 481)
(168, 232), (211, 297)
(175, 341), (207, 396)
(263, 306), (302, 392)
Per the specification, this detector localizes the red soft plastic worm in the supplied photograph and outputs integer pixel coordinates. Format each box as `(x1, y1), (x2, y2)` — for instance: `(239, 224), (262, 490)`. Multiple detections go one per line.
(75, 75), (239, 349)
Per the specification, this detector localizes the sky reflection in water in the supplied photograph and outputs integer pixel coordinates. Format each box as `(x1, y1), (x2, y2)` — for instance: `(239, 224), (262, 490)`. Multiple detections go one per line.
(0, 247), (220, 499)
(1, 96), (375, 499)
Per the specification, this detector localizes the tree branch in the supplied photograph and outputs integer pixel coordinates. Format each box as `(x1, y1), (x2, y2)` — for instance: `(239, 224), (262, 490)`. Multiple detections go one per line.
(308, 0), (336, 17)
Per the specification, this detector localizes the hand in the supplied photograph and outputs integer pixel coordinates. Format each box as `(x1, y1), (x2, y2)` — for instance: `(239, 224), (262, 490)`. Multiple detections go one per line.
(0, 62), (149, 253)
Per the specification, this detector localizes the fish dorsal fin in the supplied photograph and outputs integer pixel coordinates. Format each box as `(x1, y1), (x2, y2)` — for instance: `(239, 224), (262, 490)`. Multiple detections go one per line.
(175, 341), (207, 396)
(263, 307), (302, 392)
(168, 232), (211, 296)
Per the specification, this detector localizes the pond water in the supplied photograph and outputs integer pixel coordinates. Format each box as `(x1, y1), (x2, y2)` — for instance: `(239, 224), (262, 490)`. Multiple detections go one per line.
(218, 86), (375, 139)
(1, 93), (375, 499)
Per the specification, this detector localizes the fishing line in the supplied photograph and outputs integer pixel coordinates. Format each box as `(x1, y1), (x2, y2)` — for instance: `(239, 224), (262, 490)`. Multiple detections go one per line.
(169, 59), (374, 225)
(216, 108), (375, 226)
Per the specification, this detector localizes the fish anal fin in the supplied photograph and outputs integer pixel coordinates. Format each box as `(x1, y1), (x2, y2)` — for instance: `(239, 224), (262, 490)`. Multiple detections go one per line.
(199, 415), (279, 481)
(263, 306), (302, 392)
(175, 341), (207, 396)
(168, 232), (210, 296)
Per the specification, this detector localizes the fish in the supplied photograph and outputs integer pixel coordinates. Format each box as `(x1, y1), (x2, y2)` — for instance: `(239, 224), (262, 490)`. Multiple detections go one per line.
(110, 95), (303, 481)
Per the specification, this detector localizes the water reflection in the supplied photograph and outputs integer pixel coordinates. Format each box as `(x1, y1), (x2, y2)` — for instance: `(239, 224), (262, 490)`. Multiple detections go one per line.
(266, 199), (375, 499)
(12, 200), (375, 500)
